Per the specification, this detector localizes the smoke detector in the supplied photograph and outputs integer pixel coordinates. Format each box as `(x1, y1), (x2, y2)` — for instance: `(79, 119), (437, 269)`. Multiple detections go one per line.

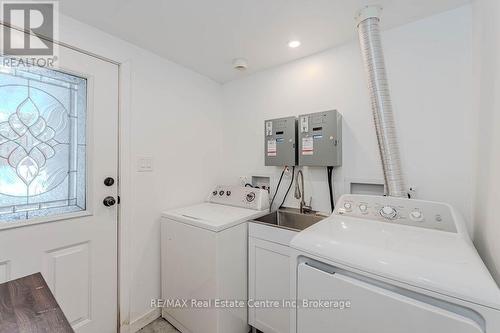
(232, 58), (248, 71)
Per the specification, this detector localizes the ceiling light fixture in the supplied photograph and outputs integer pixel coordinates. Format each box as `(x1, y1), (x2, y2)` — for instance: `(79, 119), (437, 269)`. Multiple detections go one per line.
(288, 40), (301, 48)
(232, 58), (248, 71)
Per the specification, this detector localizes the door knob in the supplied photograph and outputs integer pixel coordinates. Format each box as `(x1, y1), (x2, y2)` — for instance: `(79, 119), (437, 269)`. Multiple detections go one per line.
(103, 196), (116, 207)
(104, 177), (115, 186)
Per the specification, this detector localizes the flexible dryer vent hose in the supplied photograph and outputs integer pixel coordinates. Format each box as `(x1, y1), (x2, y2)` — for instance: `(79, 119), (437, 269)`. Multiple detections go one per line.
(357, 6), (407, 197)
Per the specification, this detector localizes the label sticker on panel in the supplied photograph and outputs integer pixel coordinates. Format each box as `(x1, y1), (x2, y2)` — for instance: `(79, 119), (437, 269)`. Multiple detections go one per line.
(267, 139), (277, 157)
(302, 137), (313, 155)
(265, 121), (273, 136)
(300, 116), (308, 133)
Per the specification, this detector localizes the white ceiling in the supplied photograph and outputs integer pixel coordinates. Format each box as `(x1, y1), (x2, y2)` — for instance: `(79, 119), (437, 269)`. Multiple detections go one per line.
(60, 0), (470, 83)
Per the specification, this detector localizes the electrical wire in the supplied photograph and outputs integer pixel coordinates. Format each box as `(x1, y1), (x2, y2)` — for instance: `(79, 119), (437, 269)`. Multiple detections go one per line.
(327, 166), (335, 212)
(279, 166), (295, 209)
(269, 166), (287, 212)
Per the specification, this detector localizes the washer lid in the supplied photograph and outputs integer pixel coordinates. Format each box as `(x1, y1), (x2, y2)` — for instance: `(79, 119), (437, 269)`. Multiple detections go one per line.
(162, 202), (268, 232)
(290, 215), (500, 310)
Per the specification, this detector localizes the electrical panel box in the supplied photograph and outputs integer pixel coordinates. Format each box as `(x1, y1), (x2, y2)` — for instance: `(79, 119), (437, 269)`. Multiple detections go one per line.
(298, 110), (342, 167)
(264, 116), (297, 166)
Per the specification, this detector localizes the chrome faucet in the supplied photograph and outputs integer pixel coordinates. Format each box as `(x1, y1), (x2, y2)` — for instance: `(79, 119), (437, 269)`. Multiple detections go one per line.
(294, 170), (312, 214)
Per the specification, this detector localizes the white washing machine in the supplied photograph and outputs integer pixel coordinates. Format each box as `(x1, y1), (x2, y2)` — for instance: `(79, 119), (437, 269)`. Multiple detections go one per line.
(290, 194), (500, 333)
(161, 185), (269, 333)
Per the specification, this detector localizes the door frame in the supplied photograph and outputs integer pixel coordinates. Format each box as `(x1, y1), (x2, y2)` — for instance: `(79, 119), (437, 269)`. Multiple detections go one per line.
(0, 21), (134, 333)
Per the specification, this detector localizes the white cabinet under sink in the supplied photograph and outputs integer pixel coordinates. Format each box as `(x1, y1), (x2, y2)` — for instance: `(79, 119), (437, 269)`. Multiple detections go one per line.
(248, 222), (297, 333)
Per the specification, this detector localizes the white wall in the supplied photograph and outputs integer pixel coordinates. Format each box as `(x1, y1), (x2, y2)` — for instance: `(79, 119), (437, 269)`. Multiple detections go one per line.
(472, 0), (500, 284)
(52, 2), (487, 328)
(127, 53), (223, 326)
(220, 5), (476, 231)
(57, 15), (224, 330)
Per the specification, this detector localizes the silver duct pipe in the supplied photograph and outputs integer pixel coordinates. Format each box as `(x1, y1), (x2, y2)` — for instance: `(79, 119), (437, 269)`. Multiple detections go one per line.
(356, 6), (407, 197)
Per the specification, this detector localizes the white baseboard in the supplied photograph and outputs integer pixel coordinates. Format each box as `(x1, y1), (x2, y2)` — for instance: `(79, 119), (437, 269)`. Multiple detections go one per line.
(130, 308), (161, 333)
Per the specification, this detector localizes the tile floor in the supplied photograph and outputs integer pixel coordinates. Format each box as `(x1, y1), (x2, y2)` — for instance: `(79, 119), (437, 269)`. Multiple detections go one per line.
(139, 318), (179, 333)
(140, 318), (262, 333)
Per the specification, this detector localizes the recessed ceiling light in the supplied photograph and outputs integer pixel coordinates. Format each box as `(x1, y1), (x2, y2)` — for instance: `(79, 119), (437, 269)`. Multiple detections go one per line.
(288, 40), (301, 48)
(232, 58), (248, 71)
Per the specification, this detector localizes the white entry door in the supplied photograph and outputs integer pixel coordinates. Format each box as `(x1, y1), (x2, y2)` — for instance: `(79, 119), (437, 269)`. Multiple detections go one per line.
(0, 35), (119, 332)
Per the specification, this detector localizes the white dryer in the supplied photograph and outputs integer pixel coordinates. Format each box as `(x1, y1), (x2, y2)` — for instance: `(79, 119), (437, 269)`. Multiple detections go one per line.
(161, 185), (269, 333)
(290, 194), (500, 333)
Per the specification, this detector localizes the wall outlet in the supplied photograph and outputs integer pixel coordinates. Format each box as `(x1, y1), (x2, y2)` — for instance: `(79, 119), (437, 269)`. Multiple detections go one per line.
(137, 156), (154, 172)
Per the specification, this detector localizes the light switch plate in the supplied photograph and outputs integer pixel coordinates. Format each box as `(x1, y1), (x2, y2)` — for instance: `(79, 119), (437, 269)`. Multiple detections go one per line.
(137, 156), (154, 172)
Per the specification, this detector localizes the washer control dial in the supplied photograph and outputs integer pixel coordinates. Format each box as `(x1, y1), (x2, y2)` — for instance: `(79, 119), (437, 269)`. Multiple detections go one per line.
(380, 206), (397, 219)
(409, 209), (424, 222)
(246, 192), (256, 202)
(359, 204), (368, 213)
(343, 202), (353, 211)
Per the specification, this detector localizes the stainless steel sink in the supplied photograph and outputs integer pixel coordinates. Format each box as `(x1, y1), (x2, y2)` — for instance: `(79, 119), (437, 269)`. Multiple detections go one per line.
(253, 207), (326, 231)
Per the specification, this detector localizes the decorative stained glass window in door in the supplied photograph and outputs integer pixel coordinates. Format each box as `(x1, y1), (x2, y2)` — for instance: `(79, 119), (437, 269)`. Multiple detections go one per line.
(0, 65), (87, 222)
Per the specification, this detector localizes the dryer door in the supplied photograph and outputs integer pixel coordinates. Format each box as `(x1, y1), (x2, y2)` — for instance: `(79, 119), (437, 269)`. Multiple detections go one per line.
(296, 262), (484, 333)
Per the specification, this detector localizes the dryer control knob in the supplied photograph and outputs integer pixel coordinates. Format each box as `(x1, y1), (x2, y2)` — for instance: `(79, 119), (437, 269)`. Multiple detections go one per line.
(359, 204), (368, 213)
(410, 210), (424, 222)
(380, 206), (397, 219)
